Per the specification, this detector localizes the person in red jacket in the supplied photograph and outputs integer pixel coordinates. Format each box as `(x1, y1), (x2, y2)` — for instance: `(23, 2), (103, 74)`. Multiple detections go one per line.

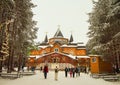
(43, 65), (48, 79)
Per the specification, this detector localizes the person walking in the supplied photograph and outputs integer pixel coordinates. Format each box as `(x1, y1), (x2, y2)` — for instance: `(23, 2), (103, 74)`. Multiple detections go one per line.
(40, 66), (43, 72)
(72, 67), (75, 78)
(31, 66), (35, 73)
(78, 67), (81, 76)
(75, 67), (78, 77)
(43, 65), (48, 79)
(55, 66), (59, 81)
(69, 68), (73, 77)
(64, 67), (68, 77)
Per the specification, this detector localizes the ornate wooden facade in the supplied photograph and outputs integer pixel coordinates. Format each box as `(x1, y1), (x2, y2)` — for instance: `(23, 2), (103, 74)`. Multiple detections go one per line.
(29, 28), (89, 69)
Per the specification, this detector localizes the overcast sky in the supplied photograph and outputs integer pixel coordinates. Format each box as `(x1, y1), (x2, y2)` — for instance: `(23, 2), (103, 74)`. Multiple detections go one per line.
(31, 0), (94, 45)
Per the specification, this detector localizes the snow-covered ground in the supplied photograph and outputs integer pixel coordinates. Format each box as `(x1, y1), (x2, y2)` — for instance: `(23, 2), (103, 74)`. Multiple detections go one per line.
(0, 71), (120, 85)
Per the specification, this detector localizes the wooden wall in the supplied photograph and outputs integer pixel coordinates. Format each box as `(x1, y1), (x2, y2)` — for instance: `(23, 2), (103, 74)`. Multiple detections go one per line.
(90, 55), (113, 74)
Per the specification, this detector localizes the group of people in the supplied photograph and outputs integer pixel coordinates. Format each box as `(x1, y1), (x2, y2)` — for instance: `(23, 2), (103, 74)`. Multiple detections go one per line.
(40, 65), (89, 81)
(64, 67), (80, 78)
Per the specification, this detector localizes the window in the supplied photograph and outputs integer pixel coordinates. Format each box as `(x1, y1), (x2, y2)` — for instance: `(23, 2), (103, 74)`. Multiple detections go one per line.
(54, 48), (59, 52)
(92, 57), (96, 63)
(53, 57), (60, 63)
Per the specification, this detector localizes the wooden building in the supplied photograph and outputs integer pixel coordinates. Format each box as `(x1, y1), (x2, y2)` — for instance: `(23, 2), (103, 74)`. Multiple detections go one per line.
(29, 28), (89, 70)
(90, 55), (113, 74)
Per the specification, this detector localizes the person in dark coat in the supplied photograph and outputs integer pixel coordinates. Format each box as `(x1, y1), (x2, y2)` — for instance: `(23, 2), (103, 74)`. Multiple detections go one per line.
(64, 67), (68, 77)
(75, 67), (78, 77)
(40, 66), (43, 72)
(43, 65), (48, 79)
(72, 68), (75, 78)
(78, 67), (81, 76)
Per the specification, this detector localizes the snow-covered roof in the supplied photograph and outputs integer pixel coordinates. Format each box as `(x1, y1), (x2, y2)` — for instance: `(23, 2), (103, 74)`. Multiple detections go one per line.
(32, 52), (89, 60)
(61, 42), (86, 48)
(77, 43), (85, 46)
(89, 55), (102, 57)
(58, 53), (75, 59)
(38, 45), (49, 49)
(77, 48), (86, 49)
(76, 56), (90, 58)
(67, 54), (76, 59)
(60, 53), (89, 59)
(61, 44), (67, 47)
(29, 55), (43, 59)
(50, 44), (53, 47)
(61, 44), (77, 47)
(35, 52), (56, 59)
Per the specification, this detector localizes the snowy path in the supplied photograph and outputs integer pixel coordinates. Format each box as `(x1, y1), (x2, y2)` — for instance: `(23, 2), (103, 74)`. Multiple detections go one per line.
(0, 71), (120, 85)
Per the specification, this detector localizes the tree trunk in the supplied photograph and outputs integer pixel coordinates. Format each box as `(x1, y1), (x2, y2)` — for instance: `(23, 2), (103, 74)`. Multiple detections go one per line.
(0, 60), (3, 73)
(18, 54), (22, 72)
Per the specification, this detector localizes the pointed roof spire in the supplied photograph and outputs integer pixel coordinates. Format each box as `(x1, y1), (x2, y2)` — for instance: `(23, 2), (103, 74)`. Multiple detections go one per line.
(69, 32), (73, 42)
(44, 32), (48, 43)
(54, 25), (64, 38)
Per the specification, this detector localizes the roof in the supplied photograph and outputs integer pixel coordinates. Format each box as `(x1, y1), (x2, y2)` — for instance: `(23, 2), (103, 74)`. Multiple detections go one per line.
(76, 56), (90, 58)
(89, 55), (102, 57)
(44, 34), (48, 43)
(30, 52), (89, 60)
(54, 28), (64, 38)
(29, 55), (41, 59)
(61, 44), (86, 48)
(38, 45), (49, 49)
(61, 44), (77, 47)
(69, 34), (73, 42)
(39, 43), (49, 45)
(77, 46), (86, 49)
(68, 43), (77, 45)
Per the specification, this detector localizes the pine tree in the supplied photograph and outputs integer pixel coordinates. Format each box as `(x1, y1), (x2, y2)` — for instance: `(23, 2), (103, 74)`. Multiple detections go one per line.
(0, 0), (38, 73)
(87, 0), (120, 71)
